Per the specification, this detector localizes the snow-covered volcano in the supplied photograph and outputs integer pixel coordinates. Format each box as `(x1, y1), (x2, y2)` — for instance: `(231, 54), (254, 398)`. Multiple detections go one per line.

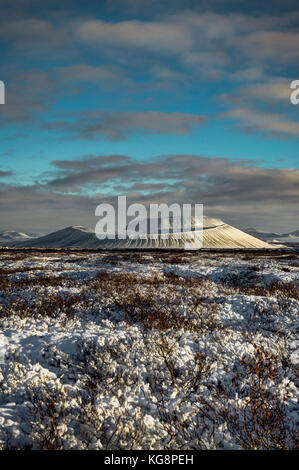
(0, 230), (31, 240)
(15, 217), (274, 249)
(0, 231), (34, 245)
(14, 226), (100, 249)
(245, 228), (299, 245)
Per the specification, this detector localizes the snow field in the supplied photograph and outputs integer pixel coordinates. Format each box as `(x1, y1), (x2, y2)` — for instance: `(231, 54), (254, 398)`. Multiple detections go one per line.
(0, 251), (298, 449)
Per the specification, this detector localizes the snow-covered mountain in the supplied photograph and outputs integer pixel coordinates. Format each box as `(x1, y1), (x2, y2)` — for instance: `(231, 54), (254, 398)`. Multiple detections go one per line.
(244, 228), (280, 241)
(15, 218), (274, 249)
(288, 230), (299, 237)
(13, 226), (98, 249)
(0, 230), (31, 239)
(0, 230), (36, 245)
(244, 228), (299, 245)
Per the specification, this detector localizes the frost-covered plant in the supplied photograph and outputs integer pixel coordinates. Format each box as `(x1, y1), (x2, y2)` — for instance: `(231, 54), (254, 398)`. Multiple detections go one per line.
(218, 344), (298, 449)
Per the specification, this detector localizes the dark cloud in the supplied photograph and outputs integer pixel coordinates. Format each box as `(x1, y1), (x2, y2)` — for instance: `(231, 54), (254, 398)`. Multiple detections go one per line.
(55, 64), (129, 89)
(76, 18), (192, 54)
(221, 80), (292, 105)
(0, 182), (100, 234)
(73, 11), (299, 80)
(1, 6), (299, 84)
(33, 154), (299, 211)
(47, 153), (299, 209)
(0, 170), (13, 178)
(2, 154), (296, 233)
(220, 80), (299, 138)
(0, 69), (54, 125)
(52, 154), (130, 170)
(45, 110), (207, 141)
(221, 108), (299, 137)
(0, 5), (298, 132)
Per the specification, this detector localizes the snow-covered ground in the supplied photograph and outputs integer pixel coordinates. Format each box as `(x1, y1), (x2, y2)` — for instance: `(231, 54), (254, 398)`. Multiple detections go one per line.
(0, 250), (298, 449)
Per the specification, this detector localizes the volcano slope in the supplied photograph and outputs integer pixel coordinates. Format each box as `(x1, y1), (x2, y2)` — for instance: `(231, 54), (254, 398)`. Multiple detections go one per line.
(15, 217), (274, 249)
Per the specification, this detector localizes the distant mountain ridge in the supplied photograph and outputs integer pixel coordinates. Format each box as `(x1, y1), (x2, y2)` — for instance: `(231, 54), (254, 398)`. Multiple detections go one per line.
(0, 230), (31, 239)
(6, 217), (276, 249)
(0, 231), (37, 245)
(244, 228), (299, 244)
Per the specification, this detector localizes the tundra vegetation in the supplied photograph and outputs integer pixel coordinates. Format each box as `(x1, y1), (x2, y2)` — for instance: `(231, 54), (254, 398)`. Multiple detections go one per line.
(0, 250), (298, 449)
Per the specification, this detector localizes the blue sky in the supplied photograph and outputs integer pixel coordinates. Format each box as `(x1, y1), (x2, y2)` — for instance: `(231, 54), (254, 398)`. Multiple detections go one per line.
(0, 0), (298, 233)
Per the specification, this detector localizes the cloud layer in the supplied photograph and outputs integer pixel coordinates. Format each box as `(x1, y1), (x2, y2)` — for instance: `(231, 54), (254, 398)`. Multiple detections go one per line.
(45, 111), (207, 141)
(0, 5), (298, 136)
(1, 154), (298, 233)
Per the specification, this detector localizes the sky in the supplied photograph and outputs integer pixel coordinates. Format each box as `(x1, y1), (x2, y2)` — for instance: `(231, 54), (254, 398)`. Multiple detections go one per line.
(0, 0), (298, 234)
